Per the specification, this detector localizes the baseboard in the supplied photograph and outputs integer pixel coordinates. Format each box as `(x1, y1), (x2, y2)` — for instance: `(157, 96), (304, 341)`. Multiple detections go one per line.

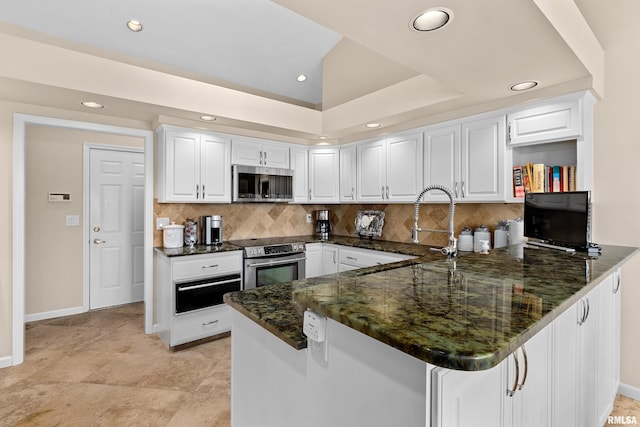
(24, 306), (84, 323)
(619, 383), (640, 401)
(0, 355), (13, 369)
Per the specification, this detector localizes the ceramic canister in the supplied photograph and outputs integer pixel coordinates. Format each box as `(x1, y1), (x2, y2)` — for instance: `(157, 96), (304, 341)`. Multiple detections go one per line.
(163, 222), (184, 249)
(473, 225), (491, 252)
(458, 227), (474, 252)
(508, 218), (525, 245)
(494, 221), (509, 248)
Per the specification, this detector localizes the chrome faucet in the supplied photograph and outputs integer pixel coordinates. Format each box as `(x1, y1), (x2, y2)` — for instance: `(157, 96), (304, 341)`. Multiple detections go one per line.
(412, 184), (457, 257)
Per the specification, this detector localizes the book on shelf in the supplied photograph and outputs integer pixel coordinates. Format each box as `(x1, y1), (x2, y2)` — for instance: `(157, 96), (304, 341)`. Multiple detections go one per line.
(513, 163), (577, 194)
(512, 166), (525, 198)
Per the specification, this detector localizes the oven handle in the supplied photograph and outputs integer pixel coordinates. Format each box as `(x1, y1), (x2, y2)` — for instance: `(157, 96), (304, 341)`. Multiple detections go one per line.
(177, 277), (242, 292)
(247, 257), (306, 269)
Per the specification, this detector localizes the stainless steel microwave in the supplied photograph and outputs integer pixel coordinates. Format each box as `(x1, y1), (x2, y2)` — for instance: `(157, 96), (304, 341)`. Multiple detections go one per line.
(232, 164), (294, 202)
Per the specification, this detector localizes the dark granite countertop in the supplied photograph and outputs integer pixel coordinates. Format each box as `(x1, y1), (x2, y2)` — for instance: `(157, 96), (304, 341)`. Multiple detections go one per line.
(224, 237), (638, 371)
(154, 243), (242, 257)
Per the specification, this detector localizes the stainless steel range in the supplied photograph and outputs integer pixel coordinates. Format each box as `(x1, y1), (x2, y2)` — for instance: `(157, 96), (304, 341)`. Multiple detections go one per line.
(229, 238), (306, 290)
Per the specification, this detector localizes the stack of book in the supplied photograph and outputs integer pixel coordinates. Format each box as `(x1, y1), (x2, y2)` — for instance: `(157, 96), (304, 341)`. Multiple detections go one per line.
(512, 163), (576, 198)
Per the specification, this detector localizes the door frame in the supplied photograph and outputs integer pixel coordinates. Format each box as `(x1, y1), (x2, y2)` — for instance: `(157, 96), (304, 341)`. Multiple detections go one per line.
(12, 113), (154, 366)
(83, 143), (145, 311)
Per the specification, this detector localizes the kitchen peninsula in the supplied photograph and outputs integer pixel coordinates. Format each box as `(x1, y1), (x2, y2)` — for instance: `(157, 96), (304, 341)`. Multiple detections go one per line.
(225, 238), (638, 427)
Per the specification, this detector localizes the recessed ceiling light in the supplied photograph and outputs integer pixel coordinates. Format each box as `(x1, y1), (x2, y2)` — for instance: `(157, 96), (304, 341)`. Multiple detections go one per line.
(510, 81), (539, 91)
(127, 20), (143, 32)
(199, 115), (216, 121)
(411, 8), (453, 32)
(317, 141), (330, 146)
(81, 101), (104, 109)
(366, 123), (381, 128)
(318, 136), (328, 139)
(297, 74), (307, 82)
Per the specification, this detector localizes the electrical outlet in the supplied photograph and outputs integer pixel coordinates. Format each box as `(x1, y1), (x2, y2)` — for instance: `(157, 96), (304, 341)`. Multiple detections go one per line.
(306, 213), (312, 223)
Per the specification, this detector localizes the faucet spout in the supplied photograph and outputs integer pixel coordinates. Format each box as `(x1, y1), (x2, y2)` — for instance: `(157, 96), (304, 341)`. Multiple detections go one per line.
(412, 184), (457, 257)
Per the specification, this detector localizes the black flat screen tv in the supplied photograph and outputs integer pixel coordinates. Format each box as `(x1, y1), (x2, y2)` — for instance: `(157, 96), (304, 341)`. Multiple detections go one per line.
(523, 191), (591, 251)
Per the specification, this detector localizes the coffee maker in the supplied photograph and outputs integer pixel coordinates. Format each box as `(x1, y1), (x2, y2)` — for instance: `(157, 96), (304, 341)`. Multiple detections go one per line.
(200, 215), (224, 245)
(315, 210), (332, 240)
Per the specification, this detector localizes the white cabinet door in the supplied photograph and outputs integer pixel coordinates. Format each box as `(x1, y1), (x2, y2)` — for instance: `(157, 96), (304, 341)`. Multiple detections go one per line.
(232, 140), (290, 168)
(200, 133), (231, 202)
(423, 125), (459, 202)
(357, 139), (387, 202)
(322, 245), (339, 274)
(232, 140), (263, 167)
(262, 143), (290, 168)
(507, 328), (551, 427)
(305, 243), (323, 279)
(386, 133), (423, 202)
(432, 364), (505, 427)
(162, 130), (200, 202)
(290, 147), (309, 203)
(309, 147), (340, 203)
(508, 100), (581, 146)
(158, 126), (231, 203)
(339, 145), (357, 202)
(596, 272), (620, 426)
(460, 116), (505, 202)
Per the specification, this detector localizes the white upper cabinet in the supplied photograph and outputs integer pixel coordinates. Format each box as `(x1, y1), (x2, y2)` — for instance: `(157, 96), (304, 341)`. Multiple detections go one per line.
(423, 116), (505, 202)
(460, 115), (505, 202)
(309, 147), (340, 203)
(157, 125), (231, 203)
(339, 145), (357, 202)
(357, 133), (422, 202)
(507, 99), (582, 146)
(290, 146), (309, 203)
(232, 138), (289, 168)
(423, 124), (459, 202)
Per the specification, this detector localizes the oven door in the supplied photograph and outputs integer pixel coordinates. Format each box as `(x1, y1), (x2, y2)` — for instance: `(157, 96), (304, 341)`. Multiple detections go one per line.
(244, 253), (306, 290)
(175, 273), (242, 314)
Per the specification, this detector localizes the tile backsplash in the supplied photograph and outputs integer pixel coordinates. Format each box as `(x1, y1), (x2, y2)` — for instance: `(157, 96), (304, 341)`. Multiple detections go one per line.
(154, 200), (523, 247)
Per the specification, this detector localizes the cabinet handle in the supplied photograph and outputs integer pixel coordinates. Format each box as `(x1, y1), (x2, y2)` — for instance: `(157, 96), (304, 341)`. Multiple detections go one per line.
(202, 185), (205, 198)
(333, 251), (336, 264)
(196, 184), (200, 199)
(346, 256), (358, 261)
(614, 273), (621, 294)
(584, 296), (590, 322)
(351, 188), (354, 199)
(454, 181), (459, 199)
(309, 189), (312, 200)
(264, 151), (268, 164)
(507, 352), (520, 397)
(202, 264), (219, 269)
(577, 298), (585, 325)
(461, 181), (466, 198)
(260, 151), (263, 165)
(518, 345), (528, 390)
(202, 319), (219, 327)
(386, 186), (389, 199)
(381, 186), (385, 199)
(508, 122), (512, 142)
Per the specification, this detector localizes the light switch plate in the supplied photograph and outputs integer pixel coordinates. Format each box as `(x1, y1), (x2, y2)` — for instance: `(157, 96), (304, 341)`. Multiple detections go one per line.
(303, 309), (326, 342)
(156, 217), (170, 230)
(65, 215), (80, 226)
(306, 213), (312, 223)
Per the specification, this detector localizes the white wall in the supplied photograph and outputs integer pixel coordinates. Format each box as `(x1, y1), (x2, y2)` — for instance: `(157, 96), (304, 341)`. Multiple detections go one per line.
(591, 21), (640, 390)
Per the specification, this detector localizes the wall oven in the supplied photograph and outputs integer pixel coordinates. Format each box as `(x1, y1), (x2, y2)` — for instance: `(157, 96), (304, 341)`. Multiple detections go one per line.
(238, 241), (306, 290)
(175, 273), (242, 314)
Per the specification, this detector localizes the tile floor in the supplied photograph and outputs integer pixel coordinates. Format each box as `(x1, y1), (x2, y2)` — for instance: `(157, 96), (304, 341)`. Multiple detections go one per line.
(0, 302), (638, 426)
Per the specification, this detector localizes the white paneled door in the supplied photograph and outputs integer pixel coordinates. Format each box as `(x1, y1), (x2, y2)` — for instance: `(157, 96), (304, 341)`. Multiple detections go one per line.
(89, 148), (145, 309)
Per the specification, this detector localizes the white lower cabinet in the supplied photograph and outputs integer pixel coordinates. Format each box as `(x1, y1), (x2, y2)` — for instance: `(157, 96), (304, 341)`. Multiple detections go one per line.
(338, 246), (411, 272)
(156, 250), (243, 347)
(322, 244), (339, 274)
(304, 243), (323, 279)
(433, 272), (620, 427)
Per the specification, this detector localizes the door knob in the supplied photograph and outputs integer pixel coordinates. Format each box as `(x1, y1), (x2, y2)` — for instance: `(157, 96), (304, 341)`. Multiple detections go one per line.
(93, 238), (107, 244)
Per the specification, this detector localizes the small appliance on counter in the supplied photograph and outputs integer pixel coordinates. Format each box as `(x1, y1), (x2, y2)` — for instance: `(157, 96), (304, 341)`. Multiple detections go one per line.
(200, 215), (224, 245)
(163, 222), (184, 248)
(315, 210), (332, 240)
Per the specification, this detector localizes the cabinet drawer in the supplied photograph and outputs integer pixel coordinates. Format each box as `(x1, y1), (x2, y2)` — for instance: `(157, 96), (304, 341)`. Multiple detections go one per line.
(172, 305), (231, 346)
(173, 252), (242, 281)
